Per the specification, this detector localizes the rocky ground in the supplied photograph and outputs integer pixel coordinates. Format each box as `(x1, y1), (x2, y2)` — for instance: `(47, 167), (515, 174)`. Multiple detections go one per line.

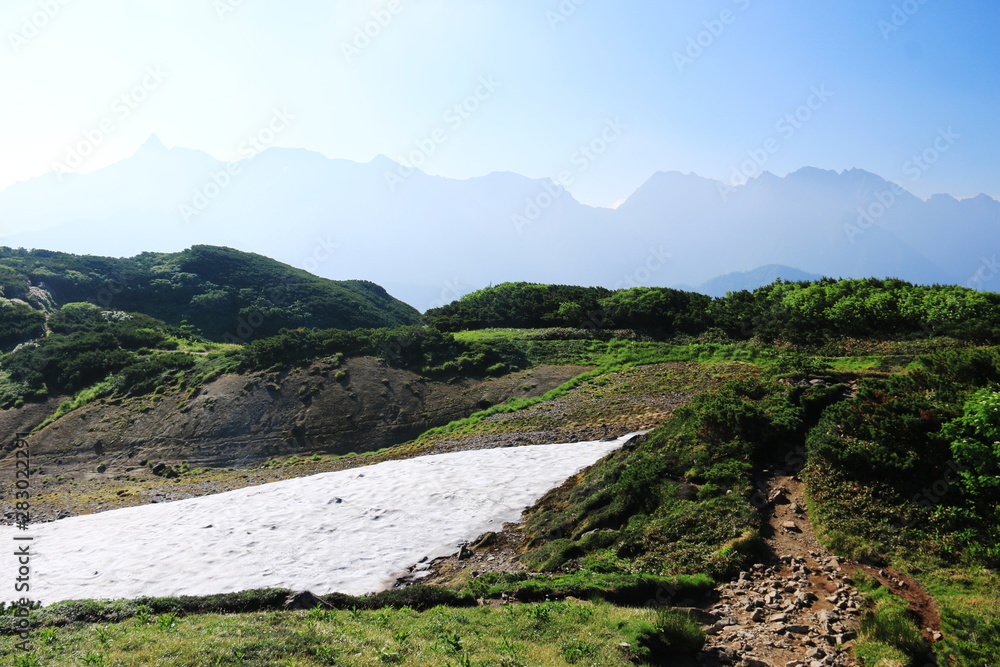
(696, 473), (862, 667)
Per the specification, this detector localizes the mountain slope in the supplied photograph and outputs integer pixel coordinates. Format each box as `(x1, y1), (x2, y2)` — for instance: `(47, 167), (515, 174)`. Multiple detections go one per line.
(691, 265), (825, 297)
(0, 245), (420, 342)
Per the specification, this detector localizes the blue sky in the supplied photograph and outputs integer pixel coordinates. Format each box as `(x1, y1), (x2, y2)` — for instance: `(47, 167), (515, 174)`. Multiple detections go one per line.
(1, 0), (997, 207)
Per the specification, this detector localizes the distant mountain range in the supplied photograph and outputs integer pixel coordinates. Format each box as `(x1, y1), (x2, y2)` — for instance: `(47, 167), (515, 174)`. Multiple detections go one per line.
(679, 265), (824, 298)
(1, 136), (997, 309)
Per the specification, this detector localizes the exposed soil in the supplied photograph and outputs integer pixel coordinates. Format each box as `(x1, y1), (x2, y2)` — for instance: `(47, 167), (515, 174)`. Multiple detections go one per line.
(0, 359), (588, 523)
(845, 564), (941, 642)
(1, 361), (733, 524)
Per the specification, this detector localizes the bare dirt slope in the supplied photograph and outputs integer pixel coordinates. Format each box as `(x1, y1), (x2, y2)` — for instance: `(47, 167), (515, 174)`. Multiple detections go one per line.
(0, 359), (587, 521)
(6, 359), (587, 475)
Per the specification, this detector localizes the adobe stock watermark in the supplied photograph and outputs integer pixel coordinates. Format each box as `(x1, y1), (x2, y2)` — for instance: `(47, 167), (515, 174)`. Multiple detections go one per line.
(214, 0), (248, 21)
(379, 279), (473, 366)
(51, 66), (168, 180)
(546, 0), (587, 31)
(844, 126), (959, 243)
(512, 116), (628, 234)
(7, 0), (72, 54)
(301, 236), (340, 275)
(425, 278), (473, 312)
(673, 0), (752, 73)
(876, 459), (970, 556)
(717, 84), (833, 201)
(383, 75), (501, 192)
(9, 432), (38, 653)
(878, 0), (930, 40)
(221, 278), (294, 344)
(341, 0), (404, 63)
(967, 255), (1000, 291)
(613, 246), (672, 291)
(179, 107), (295, 223)
(578, 246), (672, 332)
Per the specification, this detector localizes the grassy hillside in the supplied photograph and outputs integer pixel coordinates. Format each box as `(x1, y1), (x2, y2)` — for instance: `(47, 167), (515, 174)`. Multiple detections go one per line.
(2, 275), (1000, 666)
(0, 245), (420, 343)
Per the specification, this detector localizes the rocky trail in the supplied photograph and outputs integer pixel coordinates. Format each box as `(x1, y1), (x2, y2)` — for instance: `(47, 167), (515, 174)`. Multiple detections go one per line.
(695, 473), (864, 667)
(411, 459), (944, 667)
(696, 471), (941, 667)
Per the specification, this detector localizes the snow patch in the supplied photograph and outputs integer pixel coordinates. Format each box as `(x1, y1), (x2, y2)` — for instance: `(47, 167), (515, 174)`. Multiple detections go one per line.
(2, 435), (639, 604)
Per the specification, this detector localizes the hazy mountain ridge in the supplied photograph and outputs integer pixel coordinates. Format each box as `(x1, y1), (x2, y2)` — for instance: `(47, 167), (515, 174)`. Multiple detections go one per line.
(1, 138), (996, 308)
(677, 265), (825, 297)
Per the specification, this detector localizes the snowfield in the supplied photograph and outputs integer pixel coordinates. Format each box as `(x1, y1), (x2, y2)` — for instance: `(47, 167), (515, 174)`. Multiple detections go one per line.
(2, 436), (638, 604)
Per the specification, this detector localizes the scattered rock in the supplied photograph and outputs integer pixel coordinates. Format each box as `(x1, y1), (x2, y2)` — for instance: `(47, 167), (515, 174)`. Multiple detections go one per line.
(284, 590), (331, 610)
(768, 487), (788, 504)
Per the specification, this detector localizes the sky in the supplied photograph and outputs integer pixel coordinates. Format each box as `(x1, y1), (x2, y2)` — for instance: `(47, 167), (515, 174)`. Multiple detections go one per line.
(1, 0), (997, 207)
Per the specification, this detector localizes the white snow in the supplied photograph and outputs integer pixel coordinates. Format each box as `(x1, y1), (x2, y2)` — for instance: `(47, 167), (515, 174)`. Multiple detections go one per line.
(1, 435), (638, 605)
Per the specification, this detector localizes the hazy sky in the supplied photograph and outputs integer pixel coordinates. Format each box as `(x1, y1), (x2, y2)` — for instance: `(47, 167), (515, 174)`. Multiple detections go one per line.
(1, 0), (997, 207)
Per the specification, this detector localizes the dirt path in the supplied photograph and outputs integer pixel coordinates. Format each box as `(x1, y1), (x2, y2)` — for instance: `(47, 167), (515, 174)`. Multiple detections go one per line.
(696, 473), (864, 667)
(844, 561), (941, 643)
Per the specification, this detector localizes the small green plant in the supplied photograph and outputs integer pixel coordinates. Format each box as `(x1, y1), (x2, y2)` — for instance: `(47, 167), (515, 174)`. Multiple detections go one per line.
(36, 627), (58, 645)
(560, 640), (599, 663)
(313, 645), (336, 664)
(438, 630), (464, 654)
(156, 612), (179, 631)
(856, 587), (928, 665)
(391, 629), (410, 643)
(522, 603), (554, 623)
(134, 604), (152, 624)
(307, 606), (335, 622)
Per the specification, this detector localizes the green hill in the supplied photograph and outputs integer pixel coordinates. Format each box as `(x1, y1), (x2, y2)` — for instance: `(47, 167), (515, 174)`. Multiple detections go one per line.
(0, 245), (420, 343)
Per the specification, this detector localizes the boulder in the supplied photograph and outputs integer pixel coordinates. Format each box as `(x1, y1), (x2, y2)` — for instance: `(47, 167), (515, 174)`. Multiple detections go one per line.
(284, 590), (331, 610)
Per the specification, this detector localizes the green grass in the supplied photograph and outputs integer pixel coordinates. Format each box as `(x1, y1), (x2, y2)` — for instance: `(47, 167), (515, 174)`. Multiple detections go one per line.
(463, 572), (714, 605)
(415, 366), (611, 441)
(33, 379), (117, 431)
(852, 572), (928, 667)
(909, 565), (1000, 666)
(417, 341), (766, 443)
(0, 601), (703, 667)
